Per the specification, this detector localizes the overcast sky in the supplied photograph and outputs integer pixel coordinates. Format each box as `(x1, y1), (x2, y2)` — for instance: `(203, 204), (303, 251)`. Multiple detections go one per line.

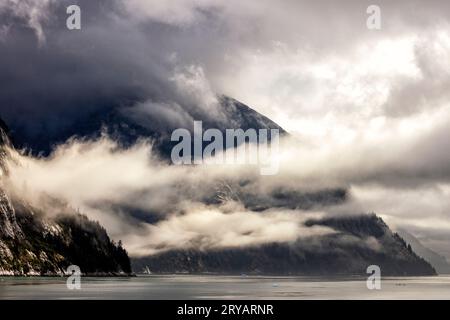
(1, 0), (450, 260)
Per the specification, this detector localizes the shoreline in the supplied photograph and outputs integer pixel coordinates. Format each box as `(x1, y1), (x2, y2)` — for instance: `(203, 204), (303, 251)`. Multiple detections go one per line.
(0, 272), (136, 277)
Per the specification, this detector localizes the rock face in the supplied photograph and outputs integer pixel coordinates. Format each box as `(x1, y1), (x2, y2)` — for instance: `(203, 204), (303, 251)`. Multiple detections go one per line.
(0, 189), (21, 240)
(132, 214), (436, 276)
(0, 124), (22, 242)
(0, 122), (131, 276)
(0, 200), (132, 275)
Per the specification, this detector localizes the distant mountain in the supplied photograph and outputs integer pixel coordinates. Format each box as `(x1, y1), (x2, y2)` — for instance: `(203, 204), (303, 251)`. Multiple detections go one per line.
(0, 122), (131, 276)
(8, 95), (287, 158)
(133, 214), (436, 276)
(397, 229), (450, 275)
(0, 98), (438, 276)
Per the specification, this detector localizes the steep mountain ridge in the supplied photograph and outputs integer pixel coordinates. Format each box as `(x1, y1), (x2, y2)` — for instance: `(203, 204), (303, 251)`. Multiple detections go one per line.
(7, 95), (287, 158)
(397, 229), (450, 274)
(0, 121), (131, 275)
(132, 214), (436, 276)
(0, 98), (438, 276)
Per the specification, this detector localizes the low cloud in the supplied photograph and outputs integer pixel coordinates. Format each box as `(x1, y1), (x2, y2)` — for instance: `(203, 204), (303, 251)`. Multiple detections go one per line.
(3, 136), (332, 256)
(124, 203), (333, 257)
(4, 124), (450, 257)
(1, 0), (450, 260)
(0, 0), (55, 43)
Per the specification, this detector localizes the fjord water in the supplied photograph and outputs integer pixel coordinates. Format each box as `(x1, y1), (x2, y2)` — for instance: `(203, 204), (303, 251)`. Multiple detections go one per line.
(0, 275), (449, 299)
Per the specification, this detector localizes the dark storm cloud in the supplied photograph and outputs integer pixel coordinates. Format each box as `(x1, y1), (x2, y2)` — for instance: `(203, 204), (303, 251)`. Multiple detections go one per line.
(0, 0), (226, 149)
(0, 0), (148, 135)
(1, 0), (450, 138)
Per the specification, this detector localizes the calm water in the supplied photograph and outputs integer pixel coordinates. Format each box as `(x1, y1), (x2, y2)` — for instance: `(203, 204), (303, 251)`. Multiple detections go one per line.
(0, 275), (449, 299)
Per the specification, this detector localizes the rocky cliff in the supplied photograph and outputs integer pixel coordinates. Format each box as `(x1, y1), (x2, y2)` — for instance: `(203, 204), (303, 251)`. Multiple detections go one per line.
(0, 121), (131, 276)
